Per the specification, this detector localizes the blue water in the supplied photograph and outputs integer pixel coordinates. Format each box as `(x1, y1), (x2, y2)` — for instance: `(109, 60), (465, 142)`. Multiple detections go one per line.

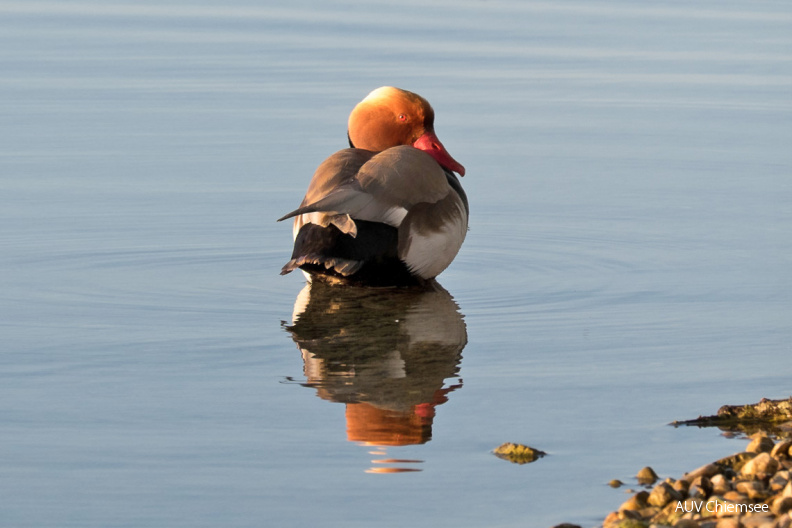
(1, 1), (790, 527)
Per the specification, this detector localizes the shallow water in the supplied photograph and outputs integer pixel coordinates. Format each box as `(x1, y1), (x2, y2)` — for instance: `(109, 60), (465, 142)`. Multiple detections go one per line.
(1, 1), (791, 527)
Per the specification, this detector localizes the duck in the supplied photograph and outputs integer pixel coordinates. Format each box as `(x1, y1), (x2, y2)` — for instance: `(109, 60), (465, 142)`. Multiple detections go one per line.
(278, 86), (468, 287)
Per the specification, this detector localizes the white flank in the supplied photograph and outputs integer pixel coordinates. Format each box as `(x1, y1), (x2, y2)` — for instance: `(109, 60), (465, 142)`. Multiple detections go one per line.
(402, 206), (468, 279)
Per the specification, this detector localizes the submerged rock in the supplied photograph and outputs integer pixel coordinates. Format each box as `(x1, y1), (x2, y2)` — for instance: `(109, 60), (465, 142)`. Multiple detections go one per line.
(492, 442), (546, 464)
(636, 466), (659, 485)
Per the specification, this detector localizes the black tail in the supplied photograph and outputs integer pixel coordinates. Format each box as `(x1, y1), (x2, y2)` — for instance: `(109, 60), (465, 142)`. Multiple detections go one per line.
(283, 221), (422, 286)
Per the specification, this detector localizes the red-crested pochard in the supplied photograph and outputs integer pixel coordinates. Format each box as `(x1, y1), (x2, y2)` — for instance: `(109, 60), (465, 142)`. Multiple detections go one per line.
(278, 86), (468, 286)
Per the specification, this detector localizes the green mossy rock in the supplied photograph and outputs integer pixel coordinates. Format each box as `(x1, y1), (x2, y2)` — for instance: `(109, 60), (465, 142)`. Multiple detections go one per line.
(492, 442), (546, 464)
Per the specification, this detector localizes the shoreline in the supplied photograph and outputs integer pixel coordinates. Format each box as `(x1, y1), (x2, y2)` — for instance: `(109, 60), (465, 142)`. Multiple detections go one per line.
(598, 434), (791, 528)
(557, 398), (792, 528)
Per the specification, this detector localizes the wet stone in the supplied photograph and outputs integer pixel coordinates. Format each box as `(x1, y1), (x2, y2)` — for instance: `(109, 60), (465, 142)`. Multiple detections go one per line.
(637, 466), (659, 485)
(492, 443), (546, 464)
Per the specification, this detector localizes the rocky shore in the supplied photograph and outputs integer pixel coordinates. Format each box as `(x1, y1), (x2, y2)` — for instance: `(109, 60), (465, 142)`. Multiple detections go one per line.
(555, 398), (792, 528)
(600, 433), (792, 528)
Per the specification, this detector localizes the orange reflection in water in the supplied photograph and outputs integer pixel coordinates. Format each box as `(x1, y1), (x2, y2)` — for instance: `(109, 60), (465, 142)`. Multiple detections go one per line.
(284, 281), (467, 473)
(346, 402), (434, 446)
(365, 467), (422, 474)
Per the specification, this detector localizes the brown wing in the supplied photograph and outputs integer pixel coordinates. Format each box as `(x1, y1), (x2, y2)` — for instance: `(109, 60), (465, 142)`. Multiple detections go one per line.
(278, 146), (452, 228)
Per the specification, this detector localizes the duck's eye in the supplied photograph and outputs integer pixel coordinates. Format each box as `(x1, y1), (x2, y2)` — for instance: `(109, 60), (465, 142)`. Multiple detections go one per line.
(398, 113), (408, 122)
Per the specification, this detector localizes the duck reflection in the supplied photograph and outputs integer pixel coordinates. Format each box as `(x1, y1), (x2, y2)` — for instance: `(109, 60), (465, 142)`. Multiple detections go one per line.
(285, 281), (466, 472)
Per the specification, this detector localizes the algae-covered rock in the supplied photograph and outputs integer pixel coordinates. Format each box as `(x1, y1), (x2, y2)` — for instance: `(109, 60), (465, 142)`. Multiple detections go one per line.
(492, 442), (546, 464)
(672, 397), (792, 437)
(718, 397), (792, 422)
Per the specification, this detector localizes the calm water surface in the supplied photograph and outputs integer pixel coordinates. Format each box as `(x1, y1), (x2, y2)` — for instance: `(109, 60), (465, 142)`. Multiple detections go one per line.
(1, 1), (791, 527)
